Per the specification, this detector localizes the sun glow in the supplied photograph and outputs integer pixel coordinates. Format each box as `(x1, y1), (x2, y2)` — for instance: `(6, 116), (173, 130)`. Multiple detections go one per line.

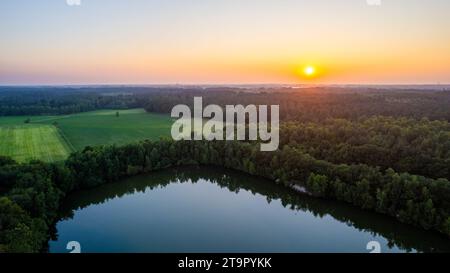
(296, 65), (319, 81)
(304, 66), (316, 76)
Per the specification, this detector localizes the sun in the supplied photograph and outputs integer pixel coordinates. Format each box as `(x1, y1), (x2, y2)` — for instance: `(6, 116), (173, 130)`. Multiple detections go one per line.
(304, 66), (316, 76)
(296, 65), (320, 80)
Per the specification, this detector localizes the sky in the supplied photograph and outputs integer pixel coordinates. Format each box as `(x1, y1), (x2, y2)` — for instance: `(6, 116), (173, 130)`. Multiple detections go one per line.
(0, 0), (449, 85)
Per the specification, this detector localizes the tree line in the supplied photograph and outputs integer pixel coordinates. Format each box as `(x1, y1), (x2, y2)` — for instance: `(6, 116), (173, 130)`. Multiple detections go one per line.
(2, 86), (450, 121)
(0, 87), (144, 116)
(144, 88), (450, 122)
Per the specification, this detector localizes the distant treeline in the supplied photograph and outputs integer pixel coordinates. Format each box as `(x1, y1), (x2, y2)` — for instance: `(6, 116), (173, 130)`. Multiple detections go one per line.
(0, 86), (241, 116)
(1, 139), (450, 252)
(2, 86), (450, 121)
(0, 87), (144, 115)
(143, 89), (450, 122)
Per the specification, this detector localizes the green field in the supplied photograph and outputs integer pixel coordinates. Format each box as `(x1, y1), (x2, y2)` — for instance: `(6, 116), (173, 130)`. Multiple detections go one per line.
(0, 124), (72, 162)
(0, 109), (173, 162)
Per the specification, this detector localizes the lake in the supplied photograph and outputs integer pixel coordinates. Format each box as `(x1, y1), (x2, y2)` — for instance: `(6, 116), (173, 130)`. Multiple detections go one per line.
(49, 166), (450, 253)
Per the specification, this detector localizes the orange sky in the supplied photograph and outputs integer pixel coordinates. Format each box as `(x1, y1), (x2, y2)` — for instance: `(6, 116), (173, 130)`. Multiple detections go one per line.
(1, 0), (449, 84)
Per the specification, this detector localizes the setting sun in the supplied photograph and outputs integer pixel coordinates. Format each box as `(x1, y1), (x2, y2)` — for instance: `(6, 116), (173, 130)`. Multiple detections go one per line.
(304, 66), (316, 76)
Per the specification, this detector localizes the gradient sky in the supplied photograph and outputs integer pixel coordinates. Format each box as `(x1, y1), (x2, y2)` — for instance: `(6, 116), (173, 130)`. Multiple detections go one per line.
(1, 0), (449, 85)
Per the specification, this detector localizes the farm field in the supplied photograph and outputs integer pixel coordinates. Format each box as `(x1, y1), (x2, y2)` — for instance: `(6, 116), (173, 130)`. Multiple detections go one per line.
(0, 124), (72, 162)
(37, 109), (173, 150)
(0, 109), (174, 162)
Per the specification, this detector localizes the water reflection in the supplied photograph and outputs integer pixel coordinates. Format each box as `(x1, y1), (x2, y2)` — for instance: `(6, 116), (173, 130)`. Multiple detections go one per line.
(50, 166), (450, 253)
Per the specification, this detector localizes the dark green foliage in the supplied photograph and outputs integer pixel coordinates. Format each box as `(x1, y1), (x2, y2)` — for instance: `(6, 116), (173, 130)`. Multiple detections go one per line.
(306, 173), (329, 197)
(0, 87), (144, 116)
(0, 197), (47, 253)
(279, 117), (450, 180)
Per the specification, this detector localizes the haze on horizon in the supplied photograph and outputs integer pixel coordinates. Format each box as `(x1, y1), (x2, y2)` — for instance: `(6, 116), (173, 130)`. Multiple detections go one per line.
(1, 0), (449, 85)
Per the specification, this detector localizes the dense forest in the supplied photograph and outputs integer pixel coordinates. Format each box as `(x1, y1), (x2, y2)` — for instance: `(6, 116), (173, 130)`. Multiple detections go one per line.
(1, 86), (450, 252)
(0, 87), (144, 115)
(143, 88), (450, 122)
(140, 88), (450, 179)
(279, 117), (450, 180)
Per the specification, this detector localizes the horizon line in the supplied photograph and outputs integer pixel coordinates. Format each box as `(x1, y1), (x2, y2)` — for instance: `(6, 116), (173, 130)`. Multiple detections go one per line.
(1, 83), (450, 88)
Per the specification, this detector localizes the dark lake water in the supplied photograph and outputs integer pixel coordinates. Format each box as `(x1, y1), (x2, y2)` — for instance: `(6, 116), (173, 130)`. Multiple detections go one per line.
(49, 167), (450, 253)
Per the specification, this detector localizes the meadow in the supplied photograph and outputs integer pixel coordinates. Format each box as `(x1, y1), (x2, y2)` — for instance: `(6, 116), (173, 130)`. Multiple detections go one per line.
(0, 124), (71, 162)
(0, 109), (173, 162)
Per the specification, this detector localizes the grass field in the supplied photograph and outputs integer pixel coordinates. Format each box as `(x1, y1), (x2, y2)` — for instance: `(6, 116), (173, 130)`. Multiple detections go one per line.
(36, 109), (173, 150)
(0, 124), (72, 162)
(0, 109), (173, 162)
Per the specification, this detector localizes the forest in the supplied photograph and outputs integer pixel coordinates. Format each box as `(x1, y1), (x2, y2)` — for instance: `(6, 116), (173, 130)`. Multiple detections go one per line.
(1, 86), (450, 252)
(0, 86), (144, 115)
